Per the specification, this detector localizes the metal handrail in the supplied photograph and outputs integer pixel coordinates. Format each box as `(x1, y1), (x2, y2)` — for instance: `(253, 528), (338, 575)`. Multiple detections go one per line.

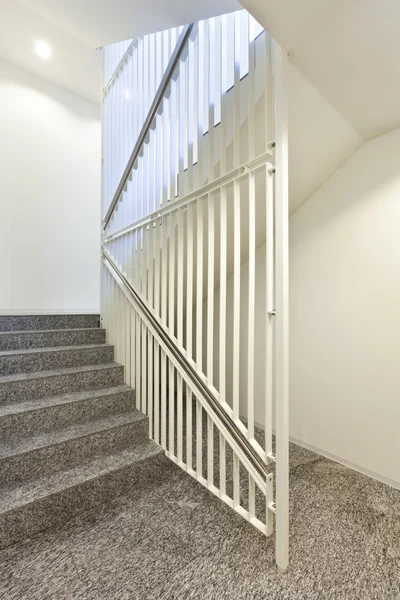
(103, 249), (269, 486)
(103, 24), (195, 231)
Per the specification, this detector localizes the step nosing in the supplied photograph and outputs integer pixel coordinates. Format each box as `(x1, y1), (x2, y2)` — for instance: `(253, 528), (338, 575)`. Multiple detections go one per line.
(0, 328), (104, 336)
(0, 344), (112, 357)
(0, 362), (122, 383)
(0, 412), (147, 459)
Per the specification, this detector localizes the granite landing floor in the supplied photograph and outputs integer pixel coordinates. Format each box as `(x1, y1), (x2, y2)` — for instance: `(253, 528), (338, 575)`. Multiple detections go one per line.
(2, 442), (400, 600)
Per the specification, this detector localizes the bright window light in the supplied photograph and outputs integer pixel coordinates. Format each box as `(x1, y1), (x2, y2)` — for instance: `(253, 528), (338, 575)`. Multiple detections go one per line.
(35, 40), (52, 59)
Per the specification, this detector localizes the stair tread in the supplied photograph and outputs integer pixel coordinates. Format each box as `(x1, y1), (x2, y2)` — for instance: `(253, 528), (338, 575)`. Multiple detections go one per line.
(0, 410), (146, 460)
(0, 384), (133, 417)
(0, 442), (162, 514)
(0, 343), (112, 358)
(0, 328), (104, 337)
(0, 362), (121, 384)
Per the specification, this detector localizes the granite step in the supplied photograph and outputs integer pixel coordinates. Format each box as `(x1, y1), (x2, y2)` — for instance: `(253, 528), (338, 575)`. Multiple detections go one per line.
(0, 442), (172, 550)
(0, 344), (114, 376)
(0, 363), (124, 405)
(0, 411), (148, 487)
(0, 314), (99, 332)
(0, 385), (135, 441)
(0, 328), (106, 351)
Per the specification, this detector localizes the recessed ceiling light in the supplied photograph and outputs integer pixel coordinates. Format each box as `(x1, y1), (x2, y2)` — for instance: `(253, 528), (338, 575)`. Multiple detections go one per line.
(35, 40), (52, 59)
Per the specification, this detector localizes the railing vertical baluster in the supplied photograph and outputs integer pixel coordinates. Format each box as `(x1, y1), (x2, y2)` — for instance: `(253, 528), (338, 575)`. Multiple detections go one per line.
(266, 164), (274, 462)
(141, 319), (147, 415)
(125, 290), (131, 385)
(193, 25), (199, 188)
(186, 204), (193, 360)
(265, 31), (273, 153)
(206, 19), (214, 184)
(161, 346), (167, 449)
(219, 16), (227, 177)
(248, 172), (255, 441)
(219, 186), (227, 403)
(274, 41), (289, 572)
(130, 302), (136, 391)
(154, 219), (160, 319)
(219, 434), (226, 497)
(117, 286), (123, 366)
(148, 224), (154, 311)
(166, 82), (171, 202)
(214, 17), (222, 134)
(207, 415), (214, 488)
(148, 330), (153, 436)
(207, 193), (214, 386)
(168, 212), (176, 338)
(177, 373), (183, 464)
(248, 13), (256, 162)
(135, 312), (141, 410)
(185, 34), (192, 193)
(168, 359), (175, 457)
(186, 387), (193, 472)
(234, 13), (241, 167)
(196, 198), (203, 374)
(154, 339), (160, 443)
(198, 21), (205, 189)
(196, 399), (202, 480)
(177, 208), (184, 348)
(233, 454), (240, 510)
(233, 180), (241, 421)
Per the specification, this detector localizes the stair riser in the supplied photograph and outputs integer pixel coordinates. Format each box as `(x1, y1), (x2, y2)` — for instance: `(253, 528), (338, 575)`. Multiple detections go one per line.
(0, 390), (136, 441)
(0, 366), (124, 405)
(0, 329), (106, 351)
(0, 419), (149, 487)
(0, 452), (173, 550)
(0, 315), (99, 332)
(0, 346), (114, 376)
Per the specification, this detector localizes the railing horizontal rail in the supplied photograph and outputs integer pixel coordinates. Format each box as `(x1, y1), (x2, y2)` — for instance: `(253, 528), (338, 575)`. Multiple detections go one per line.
(103, 24), (195, 231)
(103, 150), (274, 243)
(103, 249), (270, 489)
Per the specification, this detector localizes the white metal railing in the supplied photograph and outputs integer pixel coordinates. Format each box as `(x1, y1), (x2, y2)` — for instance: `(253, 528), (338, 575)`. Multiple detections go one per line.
(101, 9), (289, 571)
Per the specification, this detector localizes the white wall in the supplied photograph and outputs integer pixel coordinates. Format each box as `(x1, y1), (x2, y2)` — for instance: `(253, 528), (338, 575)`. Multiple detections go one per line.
(288, 62), (362, 213)
(0, 59), (101, 314)
(205, 125), (400, 489)
(290, 127), (400, 487)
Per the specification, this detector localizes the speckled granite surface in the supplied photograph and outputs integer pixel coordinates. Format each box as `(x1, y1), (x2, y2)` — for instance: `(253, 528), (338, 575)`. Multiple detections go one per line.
(0, 385), (135, 440)
(0, 363), (124, 404)
(0, 445), (173, 551)
(0, 328), (106, 351)
(1, 448), (400, 600)
(0, 314), (100, 332)
(0, 344), (114, 375)
(0, 411), (149, 486)
(0, 313), (164, 553)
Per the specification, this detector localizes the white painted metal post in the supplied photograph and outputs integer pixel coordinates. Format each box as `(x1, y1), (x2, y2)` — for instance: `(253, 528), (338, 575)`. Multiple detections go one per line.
(274, 41), (289, 573)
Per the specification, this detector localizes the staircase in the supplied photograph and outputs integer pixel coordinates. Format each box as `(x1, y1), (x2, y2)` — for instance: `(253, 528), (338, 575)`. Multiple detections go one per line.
(0, 314), (169, 549)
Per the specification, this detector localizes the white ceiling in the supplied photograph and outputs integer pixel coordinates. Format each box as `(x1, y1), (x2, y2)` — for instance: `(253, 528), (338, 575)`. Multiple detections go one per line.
(0, 0), (101, 103)
(18, 0), (241, 47)
(4, 0), (400, 139)
(240, 0), (400, 141)
(0, 0), (240, 104)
